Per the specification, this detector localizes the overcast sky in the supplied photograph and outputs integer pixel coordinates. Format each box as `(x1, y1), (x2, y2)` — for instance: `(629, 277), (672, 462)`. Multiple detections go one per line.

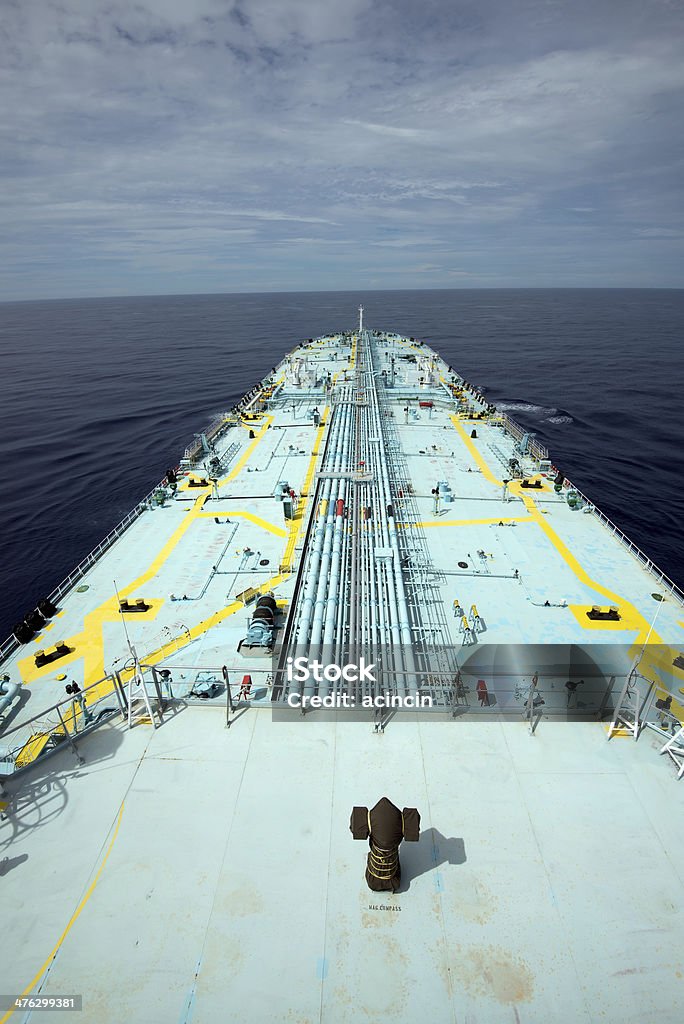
(2, 0), (683, 299)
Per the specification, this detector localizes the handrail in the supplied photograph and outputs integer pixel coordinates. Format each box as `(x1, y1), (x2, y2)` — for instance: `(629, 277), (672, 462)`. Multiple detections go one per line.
(562, 477), (684, 604)
(0, 475), (170, 665)
(495, 412), (550, 462)
(0, 671), (124, 781)
(183, 411), (232, 460)
(0, 396), (253, 667)
(496, 409), (683, 605)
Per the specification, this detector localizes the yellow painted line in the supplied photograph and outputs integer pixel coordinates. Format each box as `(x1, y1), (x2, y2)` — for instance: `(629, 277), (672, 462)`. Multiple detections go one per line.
(16, 407), (325, 691)
(449, 415), (502, 487)
(119, 496), (209, 597)
(119, 572), (293, 674)
(349, 335), (357, 369)
(0, 802), (125, 1024)
(281, 407), (330, 572)
(17, 515), (199, 685)
(197, 510), (287, 538)
(44, 412), (331, 685)
(447, 414), (665, 651)
(518, 489), (660, 644)
(448, 414), (684, 698)
(220, 415), (274, 487)
(603, 725), (631, 738)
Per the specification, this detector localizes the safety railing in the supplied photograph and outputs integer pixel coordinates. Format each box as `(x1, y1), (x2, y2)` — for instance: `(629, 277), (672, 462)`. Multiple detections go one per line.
(182, 410), (238, 462)
(0, 476), (175, 666)
(0, 664), (275, 791)
(493, 409), (683, 603)
(0, 672), (125, 783)
(496, 412), (550, 462)
(562, 478), (684, 604)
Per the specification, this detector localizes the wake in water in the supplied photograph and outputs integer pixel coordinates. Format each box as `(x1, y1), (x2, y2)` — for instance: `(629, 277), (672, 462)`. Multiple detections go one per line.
(496, 400), (574, 425)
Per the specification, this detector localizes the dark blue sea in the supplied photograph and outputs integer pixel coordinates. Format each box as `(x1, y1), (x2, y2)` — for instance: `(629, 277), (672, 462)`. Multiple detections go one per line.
(1, 289), (683, 640)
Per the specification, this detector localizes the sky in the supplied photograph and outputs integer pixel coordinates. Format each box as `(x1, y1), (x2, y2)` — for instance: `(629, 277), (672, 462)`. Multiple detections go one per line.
(1, 0), (683, 299)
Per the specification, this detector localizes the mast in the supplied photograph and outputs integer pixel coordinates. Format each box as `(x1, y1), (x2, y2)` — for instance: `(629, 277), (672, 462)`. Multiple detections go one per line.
(358, 304), (364, 332)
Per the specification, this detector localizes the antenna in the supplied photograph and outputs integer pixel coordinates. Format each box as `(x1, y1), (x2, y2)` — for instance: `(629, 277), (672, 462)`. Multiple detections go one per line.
(635, 592), (665, 669)
(114, 580), (137, 662)
(607, 594), (665, 739)
(114, 579), (160, 729)
(358, 305), (364, 332)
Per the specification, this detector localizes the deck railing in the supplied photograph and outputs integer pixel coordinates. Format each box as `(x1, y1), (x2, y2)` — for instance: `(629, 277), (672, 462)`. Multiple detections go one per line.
(495, 412), (550, 462)
(0, 664), (276, 789)
(495, 411), (684, 605)
(0, 476), (170, 665)
(183, 412), (233, 461)
(560, 479), (684, 604)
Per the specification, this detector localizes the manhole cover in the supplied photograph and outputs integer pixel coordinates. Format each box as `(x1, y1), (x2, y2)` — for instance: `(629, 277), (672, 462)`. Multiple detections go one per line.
(260, 558), (270, 566)
(76, 585), (89, 592)
(651, 593), (664, 601)
(458, 561), (468, 569)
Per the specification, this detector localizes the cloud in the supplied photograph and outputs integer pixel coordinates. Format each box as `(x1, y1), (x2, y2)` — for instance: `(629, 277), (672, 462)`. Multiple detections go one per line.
(1, 0), (683, 297)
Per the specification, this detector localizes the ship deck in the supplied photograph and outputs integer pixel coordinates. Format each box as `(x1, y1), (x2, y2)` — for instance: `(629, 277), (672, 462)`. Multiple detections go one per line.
(2, 711), (684, 1024)
(1, 328), (684, 1022)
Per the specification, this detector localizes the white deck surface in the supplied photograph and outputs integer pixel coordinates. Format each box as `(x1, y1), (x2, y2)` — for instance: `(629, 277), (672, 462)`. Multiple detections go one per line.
(1, 708), (683, 1023)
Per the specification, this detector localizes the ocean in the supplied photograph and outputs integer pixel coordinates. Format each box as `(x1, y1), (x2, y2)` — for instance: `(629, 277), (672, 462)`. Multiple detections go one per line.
(1, 288), (683, 640)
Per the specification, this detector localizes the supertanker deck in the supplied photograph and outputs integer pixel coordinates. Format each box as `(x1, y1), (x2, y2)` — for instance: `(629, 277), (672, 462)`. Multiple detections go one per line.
(1, 316), (683, 1024)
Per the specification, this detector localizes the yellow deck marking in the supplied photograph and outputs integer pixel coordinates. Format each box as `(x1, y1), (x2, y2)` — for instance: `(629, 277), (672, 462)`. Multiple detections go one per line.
(175, 415), (274, 494)
(114, 567), (295, 676)
(449, 415), (503, 486)
(281, 407), (330, 571)
(219, 414), (274, 488)
(448, 414), (664, 653)
(17, 409), (329, 692)
(118, 494), (209, 597)
(117, 598), (164, 617)
(196, 510), (287, 537)
(18, 645), (82, 684)
(0, 802), (125, 1024)
(567, 604), (640, 631)
(520, 487), (661, 646)
(15, 732), (54, 769)
(16, 506), (204, 686)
